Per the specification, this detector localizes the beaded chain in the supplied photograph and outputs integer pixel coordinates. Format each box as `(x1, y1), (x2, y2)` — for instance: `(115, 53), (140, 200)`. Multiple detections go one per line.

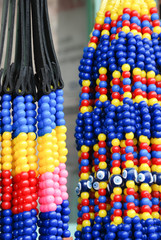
(75, 0), (161, 239)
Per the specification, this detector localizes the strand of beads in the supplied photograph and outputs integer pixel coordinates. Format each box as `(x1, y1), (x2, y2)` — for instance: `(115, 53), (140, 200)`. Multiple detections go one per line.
(1, 94), (12, 240)
(12, 95), (38, 240)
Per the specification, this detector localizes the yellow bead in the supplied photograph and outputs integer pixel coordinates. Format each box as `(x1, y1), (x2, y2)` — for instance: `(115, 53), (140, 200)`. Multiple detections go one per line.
(1, 155), (12, 163)
(59, 156), (67, 163)
(28, 155), (37, 163)
(81, 192), (89, 199)
(133, 68), (141, 76)
(99, 182), (107, 189)
(142, 33), (151, 40)
(78, 197), (82, 204)
(82, 80), (90, 87)
(46, 165), (55, 172)
(82, 220), (90, 227)
(112, 167), (121, 174)
(122, 26), (130, 34)
(95, 16), (104, 25)
(17, 132), (28, 141)
(153, 26), (161, 34)
(120, 140), (126, 148)
(57, 126), (67, 134)
(99, 67), (107, 75)
(99, 210), (107, 218)
(134, 185), (139, 192)
(141, 71), (146, 78)
(139, 164), (151, 172)
(96, 78), (100, 85)
(135, 95), (144, 103)
(112, 71), (121, 78)
(101, 30), (110, 36)
(125, 132), (134, 140)
(2, 162), (12, 170)
(77, 225), (82, 231)
(112, 139), (120, 146)
(90, 212), (94, 220)
(142, 212), (152, 220)
(98, 134), (106, 141)
(93, 144), (99, 151)
(148, 98), (158, 106)
(80, 106), (88, 113)
(106, 204), (111, 211)
(131, 4), (140, 13)
(123, 92), (132, 99)
(111, 99), (120, 107)
(99, 95), (107, 102)
(95, 191), (99, 198)
(152, 184), (159, 191)
(2, 140), (11, 147)
(141, 8), (149, 15)
(127, 209), (136, 218)
(99, 162), (107, 169)
(111, 13), (118, 20)
(140, 183), (150, 192)
(126, 181), (135, 188)
(81, 173), (89, 180)
(113, 187), (122, 195)
(147, 71), (155, 79)
(28, 132), (36, 140)
(27, 140), (36, 147)
(2, 147), (12, 156)
(125, 161), (134, 168)
(139, 135), (148, 143)
(29, 163), (38, 171)
(122, 64), (130, 72)
(57, 141), (66, 149)
(156, 74), (161, 81)
(2, 132), (11, 140)
(21, 164), (30, 172)
(88, 42), (97, 49)
(81, 145), (89, 153)
(156, 166), (161, 173)
(152, 212), (159, 219)
(114, 216), (122, 225)
(110, 193), (114, 200)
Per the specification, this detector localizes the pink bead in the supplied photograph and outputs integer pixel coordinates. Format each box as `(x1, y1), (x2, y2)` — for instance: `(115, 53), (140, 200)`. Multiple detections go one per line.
(39, 197), (43, 204)
(40, 205), (48, 212)
(44, 188), (55, 196)
(54, 167), (60, 174)
(55, 197), (62, 205)
(44, 179), (54, 188)
(60, 169), (68, 178)
(59, 177), (67, 185)
(54, 189), (61, 197)
(62, 192), (68, 200)
(38, 190), (42, 197)
(59, 163), (66, 170)
(48, 203), (56, 212)
(52, 174), (59, 182)
(44, 195), (55, 204)
(39, 182), (44, 189)
(44, 172), (53, 180)
(53, 182), (59, 189)
(59, 185), (67, 192)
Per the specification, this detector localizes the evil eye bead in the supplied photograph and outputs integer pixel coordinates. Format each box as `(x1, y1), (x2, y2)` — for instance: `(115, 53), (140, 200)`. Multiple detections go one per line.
(87, 181), (92, 189)
(113, 175), (123, 186)
(137, 173), (145, 183)
(97, 170), (105, 181)
(122, 169), (127, 179)
(93, 181), (99, 191)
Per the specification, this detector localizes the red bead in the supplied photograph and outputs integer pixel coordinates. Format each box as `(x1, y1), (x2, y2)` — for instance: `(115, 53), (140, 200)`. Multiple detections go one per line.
(112, 78), (120, 85)
(112, 92), (120, 99)
(77, 204), (82, 211)
(23, 203), (32, 212)
(125, 140), (133, 146)
(12, 198), (18, 206)
(95, 166), (99, 172)
(2, 178), (12, 186)
(150, 7), (158, 14)
(123, 8), (131, 14)
(134, 192), (139, 199)
(103, 24), (111, 31)
(133, 75), (142, 82)
(94, 151), (99, 158)
(122, 20), (130, 27)
(105, 11), (111, 17)
(114, 209), (122, 216)
(147, 78), (156, 85)
(140, 142), (148, 150)
(111, 20), (117, 27)
(82, 199), (89, 206)
(82, 86), (90, 93)
(140, 191), (151, 199)
(1, 201), (11, 210)
(81, 166), (90, 173)
(141, 15), (150, 22)
(99, 88), (107, 95)
(130, 23), (138, 30)
(110, 34), (116, 41)
(126, 188), (135, 195)
(21, 172), (29, 180)
(152, 191), (159, 198)
(32, 193), (38, 201)
(22, 187), (30, 195)
(3, 186), (12, 194)
(125, 153), (134, 160)
(98, 141), (106, 148)
(118, 15), (122, 21)
(153, 20), (160, 27)
(99, 203), (106, 210)
(148, 92), (157, 99)
(112, 160), (120, 167)
(94, 23), (102, 31)
(112, 146), (120, 153)
(77, 217), (83, 224)
(81, 100), (89, 106)
(18, 197), (24, 205)
(152, 205), (159, 212)
(30, 186), (37, 193)
(127, 203), (135, 210)
(94, 198), (99, 205)
(99, 74), (107, 81)
(116, 27), (122, 34)
(2, 193), (12, 202)
(29, 170), (36, 178)
(110, 214), (114, 221)
(89, 205), (94, 212)
(158, 94), (161, 101)
(141, 205), (152, 214)
(32, 201), (37, 209)
(21, 180), (29, 188)
(2, 170), (11, 178)
(142, 27), (151, 34)
(114, 195), (122, 202)
(82, 152), (89, 159)
(123, 85), (131, 92)
(90, 36), (98, 43)
(131, 10), (139, 17)
(122, 71), (130, 78)
(99, 155), (107, 162)
(82, 213), (90, 220)
(98, 189), (106, 196)
(121, 147), (126, 154)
